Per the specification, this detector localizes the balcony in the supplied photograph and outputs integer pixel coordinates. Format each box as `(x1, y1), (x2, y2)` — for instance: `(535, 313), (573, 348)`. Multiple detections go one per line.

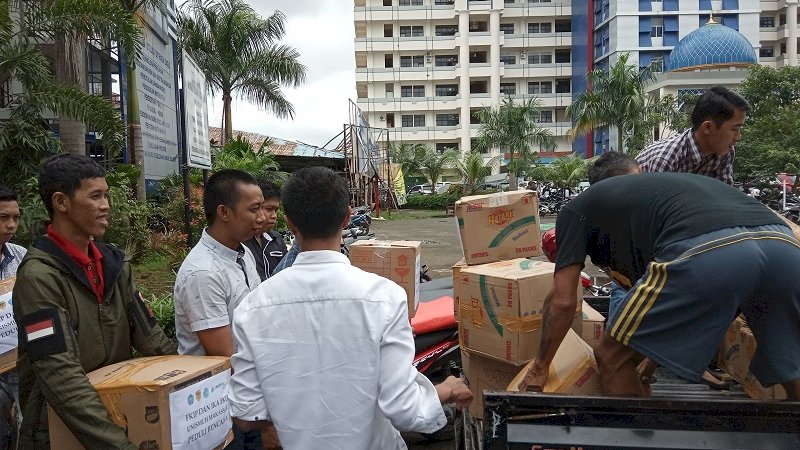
(502, 1), (572, 16)
(353, 5), (456, 21)
(501, 63), (572, 79)
(468, 31), (494, 47)
(431, 34), (459, 51)
(388, 126), (462, 141)
(468, 62), (493, 77)
(468, 93), (493, 108)
(503, 33), (572, 49)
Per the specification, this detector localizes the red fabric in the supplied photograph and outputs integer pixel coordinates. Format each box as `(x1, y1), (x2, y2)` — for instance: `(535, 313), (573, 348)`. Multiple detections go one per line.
(47, 225), (105, 303)
(542, 227), (557, 263)
(410, 296), (456, 335)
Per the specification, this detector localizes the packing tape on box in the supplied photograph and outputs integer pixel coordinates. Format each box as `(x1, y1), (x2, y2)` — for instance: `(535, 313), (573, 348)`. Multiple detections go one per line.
(459, 304), (543, 333)
(102, 392), (128, 427)
(488, 195), (509, 208)
(98, 355), (177, 390)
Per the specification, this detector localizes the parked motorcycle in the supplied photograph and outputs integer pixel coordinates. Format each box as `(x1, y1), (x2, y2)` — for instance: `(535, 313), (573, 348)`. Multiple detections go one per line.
(349, 206), (372, 233)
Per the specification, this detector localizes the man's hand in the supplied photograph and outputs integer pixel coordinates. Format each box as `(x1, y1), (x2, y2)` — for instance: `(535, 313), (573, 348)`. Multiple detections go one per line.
(517, 359), (549, 392)
(435, 376), (473, 410)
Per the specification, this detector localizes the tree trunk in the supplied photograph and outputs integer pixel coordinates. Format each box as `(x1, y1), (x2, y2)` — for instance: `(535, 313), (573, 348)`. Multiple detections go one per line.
(508, 150), (518, 191)
(55, 36), (87, 156)
(223, 92), (233, 146)
(617, 126), (625, 155)
(126, 63), (146, 200)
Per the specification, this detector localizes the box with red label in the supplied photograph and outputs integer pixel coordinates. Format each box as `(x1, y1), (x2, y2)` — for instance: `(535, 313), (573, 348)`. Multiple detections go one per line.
(455, 191), (542, 265)
(349, 240), (422, 318)
(579, 301), (605, 349)
(457, 259), (581, 364)
(452, 258), (467, 317)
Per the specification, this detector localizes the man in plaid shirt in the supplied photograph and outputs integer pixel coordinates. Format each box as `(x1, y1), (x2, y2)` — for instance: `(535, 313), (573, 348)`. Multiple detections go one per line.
(636, 86), (750, 184)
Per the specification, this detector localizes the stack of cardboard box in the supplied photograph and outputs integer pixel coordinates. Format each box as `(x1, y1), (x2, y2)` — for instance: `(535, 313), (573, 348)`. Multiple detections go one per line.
(717, 316), (787, 400)
(452, 191), (602, 418)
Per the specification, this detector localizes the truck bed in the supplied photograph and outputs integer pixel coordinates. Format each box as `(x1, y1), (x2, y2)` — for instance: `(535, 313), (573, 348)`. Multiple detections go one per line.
(460, 369), (800, 450)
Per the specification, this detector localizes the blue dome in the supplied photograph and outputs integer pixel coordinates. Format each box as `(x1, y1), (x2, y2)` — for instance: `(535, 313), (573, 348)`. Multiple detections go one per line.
(667, 23), (757, 72)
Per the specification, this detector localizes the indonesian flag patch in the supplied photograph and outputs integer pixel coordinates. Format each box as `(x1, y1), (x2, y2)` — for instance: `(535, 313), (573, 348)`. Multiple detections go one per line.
(25, 319), (55, 341)
(21, 308), (68, 360)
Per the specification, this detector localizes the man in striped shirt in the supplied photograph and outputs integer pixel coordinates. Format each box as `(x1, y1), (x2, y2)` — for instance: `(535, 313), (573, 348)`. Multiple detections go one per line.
(636, 86), (750, 185)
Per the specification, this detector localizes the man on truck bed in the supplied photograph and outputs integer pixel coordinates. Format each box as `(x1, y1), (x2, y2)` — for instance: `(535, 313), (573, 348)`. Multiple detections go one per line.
(519, 169), (800, 399)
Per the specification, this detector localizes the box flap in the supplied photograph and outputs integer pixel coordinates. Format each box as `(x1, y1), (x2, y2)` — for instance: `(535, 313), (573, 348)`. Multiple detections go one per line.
(88, 356), (230, 391)
(456, 190), (535, 207)
(0, 277), (14, 296)
(461, 258), (554, 281)
(349, 240), (421, 250)
(581, 301), (604, 322)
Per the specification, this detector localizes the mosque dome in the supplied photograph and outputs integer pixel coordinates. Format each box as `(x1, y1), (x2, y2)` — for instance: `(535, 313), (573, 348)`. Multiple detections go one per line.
(666, 22), (757, 72)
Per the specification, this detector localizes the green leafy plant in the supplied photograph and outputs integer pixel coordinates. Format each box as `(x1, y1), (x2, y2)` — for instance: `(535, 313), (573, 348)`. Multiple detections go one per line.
(148, 292), (176, 340)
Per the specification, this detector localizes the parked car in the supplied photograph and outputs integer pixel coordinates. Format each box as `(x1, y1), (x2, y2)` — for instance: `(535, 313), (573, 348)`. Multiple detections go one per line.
(407, 184), (434, 196)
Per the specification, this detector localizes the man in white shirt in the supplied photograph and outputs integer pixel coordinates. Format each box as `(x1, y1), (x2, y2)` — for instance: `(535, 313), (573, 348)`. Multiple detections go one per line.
(229, 167), (472, 450)
(173, 169), (265, 449)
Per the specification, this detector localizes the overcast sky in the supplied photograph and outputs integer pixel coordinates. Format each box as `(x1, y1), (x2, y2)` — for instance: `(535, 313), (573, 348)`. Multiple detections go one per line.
(205, 0), (356, 148)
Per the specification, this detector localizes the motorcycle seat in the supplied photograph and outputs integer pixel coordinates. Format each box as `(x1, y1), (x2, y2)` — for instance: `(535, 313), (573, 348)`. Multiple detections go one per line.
(411, 296), (457, 335)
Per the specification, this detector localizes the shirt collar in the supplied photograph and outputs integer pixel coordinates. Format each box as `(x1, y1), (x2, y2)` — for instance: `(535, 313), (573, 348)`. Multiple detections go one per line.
(684, 129), (704, 166)
(293, 250), (350, 266)
(0, 244), (10, 261)
(46, 224), (102, 267)
(261, 232), (273, 243)
(201, 229), (246, 261)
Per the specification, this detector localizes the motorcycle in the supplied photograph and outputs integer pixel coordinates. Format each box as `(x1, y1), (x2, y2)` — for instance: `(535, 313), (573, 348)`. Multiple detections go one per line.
(411, 276), (460, 441)
(349, 206), (372, 233)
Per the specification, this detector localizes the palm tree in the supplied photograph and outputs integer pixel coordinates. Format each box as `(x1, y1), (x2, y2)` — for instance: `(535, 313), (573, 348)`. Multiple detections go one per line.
(179, 0), (307, 145)
(529, 155), (590, 190)
(452, 151), (501, 195)
(568, 53), (663, 154)
(475, 96), (556, 191)
(420, 149), (457, 187)
(213, 134), (286, 183)
(389, 142), (428, 179)
(0, 0), (136, 187)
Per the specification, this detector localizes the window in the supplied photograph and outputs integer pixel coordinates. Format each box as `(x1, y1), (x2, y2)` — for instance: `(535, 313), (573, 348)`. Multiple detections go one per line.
(436, 142), (458, 153)
(385, 83), (394, 97)
(399, 0), (423, 5)
(555, 78), (570, 94)
(779, 14), (786, 27)
(400, 26), (423, 37)
(527, 52), (552, 64)
(528, 22), (552, 33)
(760, 16), (775, 28)
(435, 0), (455, 4)
(534, 110), (553, 123)
(651, 17), (663, 38)
(400, 85), (425, 97)
(435, 25), (458, 36)
(470, 109), (482, 124)
(499, 23), (515, 34)
(469, 51), (487, 63)
(528, 81), (552, 94)
(384, 54), (393, 68)
(400, 114), (425, 127)
(435, 84), (458, 96)
(500, 55), (516, 65)
(500, 82), (516, 95)
(386, 113), (395, 128)
(384, 24), (393, 37)
(759, 47), (774, 58)
(528, 0), (551, 2)
(383, 0), (392, 5)
(436, 114), (459, 126)
(555, 19), (571, 33)
(470, 80), (488, 94)
(400, 55), (424, 67)
(469, 21), (488, 32)
(554, 49), (571, 63)
(435, 55), (458, 66)
(780, 43), (786, 54)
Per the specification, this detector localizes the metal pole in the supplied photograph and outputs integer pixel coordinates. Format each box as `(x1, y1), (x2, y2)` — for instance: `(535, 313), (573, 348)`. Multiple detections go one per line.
(179, 89), (193, 248)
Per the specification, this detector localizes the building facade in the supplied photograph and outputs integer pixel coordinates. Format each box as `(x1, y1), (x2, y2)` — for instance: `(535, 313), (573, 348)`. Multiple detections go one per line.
(572, 0), (799, 155)
(354, 0), (577, 163)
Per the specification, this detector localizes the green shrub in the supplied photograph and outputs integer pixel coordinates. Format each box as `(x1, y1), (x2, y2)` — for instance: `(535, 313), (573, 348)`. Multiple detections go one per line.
(148, 292), (176, 340)
(404, 194), (458, 210)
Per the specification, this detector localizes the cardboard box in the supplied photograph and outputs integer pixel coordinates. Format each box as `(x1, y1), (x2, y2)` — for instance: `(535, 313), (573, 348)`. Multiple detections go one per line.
(452, 258), (467, 317)
(0, 276), (17, 374)
(457, 259), (581, 364)
(455, 191), (542, 265)
(579, 300), (605, 349)
(49, 355), (234, 450)
(717, 316), (787, 400)
(507, 329), (602, 395)
(461, 349), (525, 419)
(349, 240), (422, 318)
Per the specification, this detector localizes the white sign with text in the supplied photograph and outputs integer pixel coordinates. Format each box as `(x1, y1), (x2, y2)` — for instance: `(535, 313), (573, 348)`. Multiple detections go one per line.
(0, 292), (16, 354)
(168, 369), (232, 450)
(182, 51), (211, 170)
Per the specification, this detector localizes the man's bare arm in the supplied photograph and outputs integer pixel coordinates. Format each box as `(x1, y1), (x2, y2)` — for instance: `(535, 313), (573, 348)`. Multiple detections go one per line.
(197, 326), (234, 357)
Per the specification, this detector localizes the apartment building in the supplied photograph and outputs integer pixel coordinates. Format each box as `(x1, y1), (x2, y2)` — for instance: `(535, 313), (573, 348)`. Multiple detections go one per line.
(354, 0), (577, 162)
(572, 0), (799, 154)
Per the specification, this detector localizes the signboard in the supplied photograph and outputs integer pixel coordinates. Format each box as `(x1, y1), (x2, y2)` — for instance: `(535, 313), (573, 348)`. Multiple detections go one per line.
(182, 51), (211, 170)
(168, 369), (231, 450)
(0, 291), (16, 355)
(137, 23), (180, 179)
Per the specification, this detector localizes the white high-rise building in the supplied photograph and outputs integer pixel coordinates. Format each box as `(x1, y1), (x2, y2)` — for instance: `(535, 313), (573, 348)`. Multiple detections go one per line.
(354, 0), (577, 165)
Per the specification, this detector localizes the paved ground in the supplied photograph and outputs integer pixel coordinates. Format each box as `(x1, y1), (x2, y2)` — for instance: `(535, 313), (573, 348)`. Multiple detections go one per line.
(371, 212), (559, 449)
(371, 214), (559, 280)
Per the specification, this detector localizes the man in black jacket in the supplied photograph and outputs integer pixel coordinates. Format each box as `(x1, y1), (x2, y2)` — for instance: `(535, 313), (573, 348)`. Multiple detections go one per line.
(244, 180), (288, 281)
